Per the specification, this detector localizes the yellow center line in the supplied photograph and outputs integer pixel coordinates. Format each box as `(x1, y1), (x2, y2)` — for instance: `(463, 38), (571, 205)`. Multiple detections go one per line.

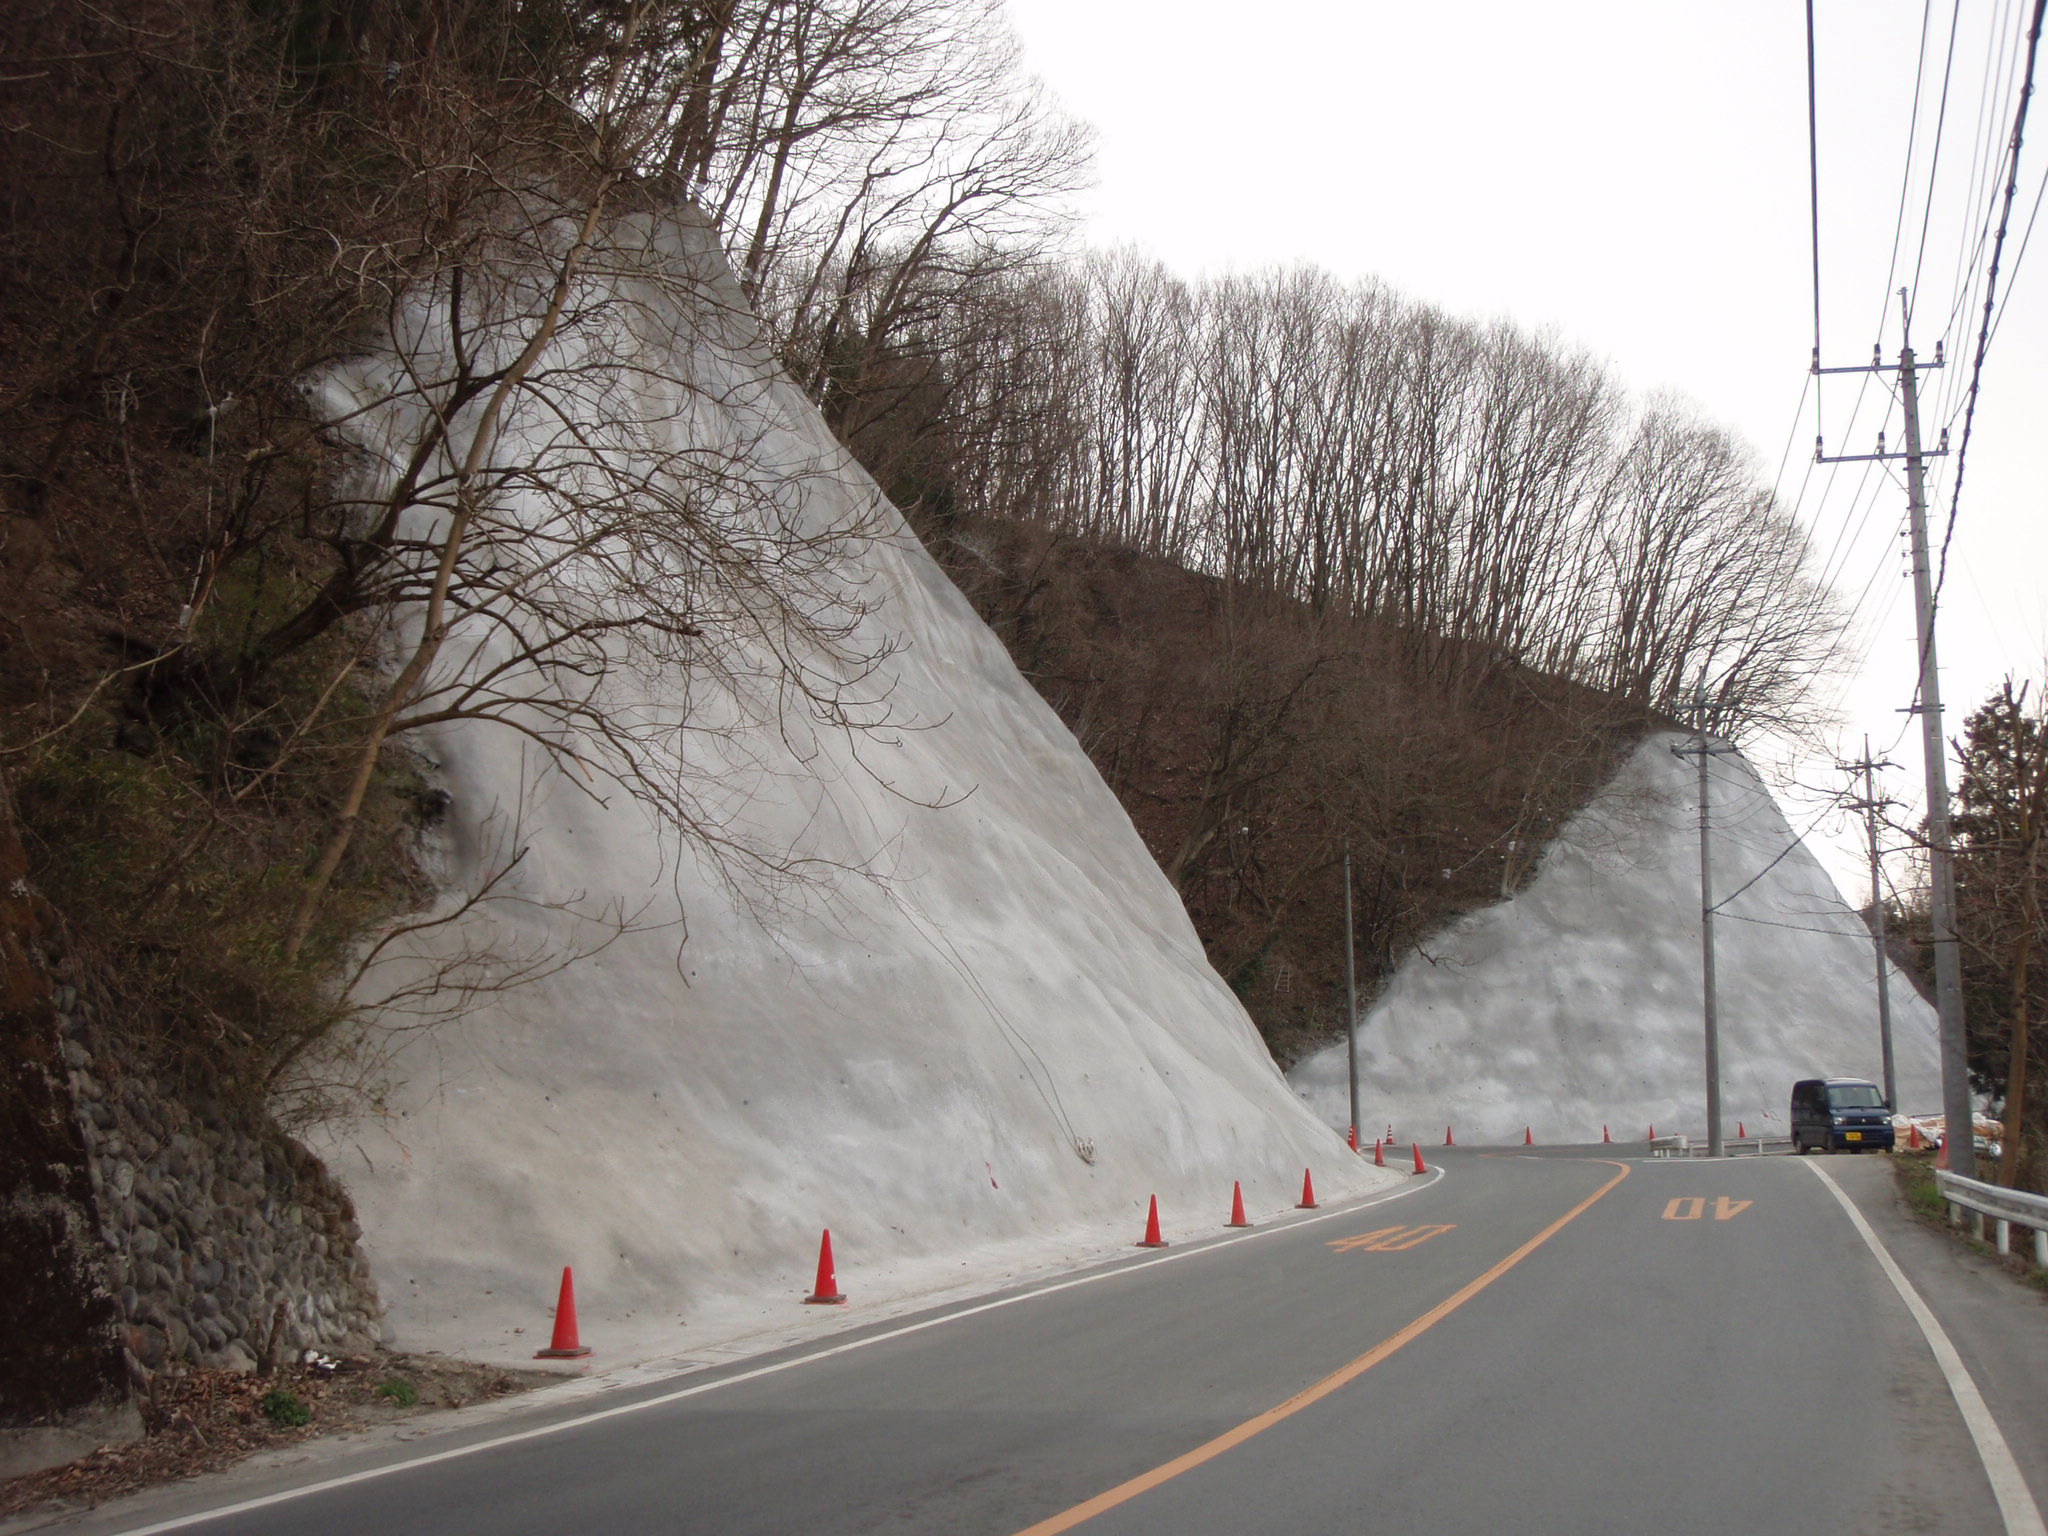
(1010, 1158), (1633, 1536)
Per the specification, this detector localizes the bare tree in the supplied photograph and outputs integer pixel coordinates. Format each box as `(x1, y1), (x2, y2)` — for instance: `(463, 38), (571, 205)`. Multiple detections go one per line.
(7, 0), (1026, 1114)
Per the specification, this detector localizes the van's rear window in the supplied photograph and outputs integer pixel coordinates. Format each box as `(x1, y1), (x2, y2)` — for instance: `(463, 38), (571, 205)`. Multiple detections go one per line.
(1826, 1084), (1885, 1109)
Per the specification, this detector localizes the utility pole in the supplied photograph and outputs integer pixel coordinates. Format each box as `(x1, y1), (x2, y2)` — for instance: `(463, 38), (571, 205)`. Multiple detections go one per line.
(1672, 692), (1738, 1157)
(1815, 290), (1972, 1176)
(1343, 841), (1359, 1148)
(1843, 737), (1898, 1107)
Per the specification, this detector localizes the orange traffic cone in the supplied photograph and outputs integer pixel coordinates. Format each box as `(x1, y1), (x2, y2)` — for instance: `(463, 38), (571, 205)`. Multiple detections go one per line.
(1738, 1121), (1747, 1139)
(804, 1229), (848, 1305)
(1138, 1194), (1169, 1248)
(1935, 1136), (1949, 1171)
(1411, 1143), (1427, 1174)
(1444, 1126), (1455, 1146)
(1523, 1126), (1533, 1146)
(1908, 1122), (1924, 1150)
(1648, 1124), (1657, 1141)
(1348, 1124), (1358, 1151)
(1602, 1125), (1612, 1143)
(535, 1266), (593, 1358)
(1297, 1168), (1318, 1209)
(1227, 1181), (1251, 1228)
(1373, 1138), (1386, 1168)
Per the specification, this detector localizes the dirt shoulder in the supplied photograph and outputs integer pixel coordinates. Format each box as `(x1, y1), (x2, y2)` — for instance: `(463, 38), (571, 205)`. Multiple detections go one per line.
(1889, 1148), (2048, 1297)
(0, 1352), (556, 1524)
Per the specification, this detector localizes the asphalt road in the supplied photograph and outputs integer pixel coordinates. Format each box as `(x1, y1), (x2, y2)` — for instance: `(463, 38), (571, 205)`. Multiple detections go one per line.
(50, 1147), (2048, 1536)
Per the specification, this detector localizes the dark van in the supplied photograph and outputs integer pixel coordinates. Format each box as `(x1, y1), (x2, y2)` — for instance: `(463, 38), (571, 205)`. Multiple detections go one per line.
(1790, 1077), (1896, 1153)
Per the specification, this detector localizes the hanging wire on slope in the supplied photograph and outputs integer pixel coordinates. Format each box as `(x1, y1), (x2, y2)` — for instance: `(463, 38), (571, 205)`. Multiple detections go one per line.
(1716, 910), (1875, 938)
(1709, 780), (1856, 914)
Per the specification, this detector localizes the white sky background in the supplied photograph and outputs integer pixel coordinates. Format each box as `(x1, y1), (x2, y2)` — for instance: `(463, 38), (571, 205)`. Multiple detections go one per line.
(1002, 0), (2047, 896)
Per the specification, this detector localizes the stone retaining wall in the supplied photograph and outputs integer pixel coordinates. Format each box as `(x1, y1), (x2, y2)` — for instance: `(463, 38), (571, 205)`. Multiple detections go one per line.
(51, 959), (384, 1384)
(0, 847), (132, 1478)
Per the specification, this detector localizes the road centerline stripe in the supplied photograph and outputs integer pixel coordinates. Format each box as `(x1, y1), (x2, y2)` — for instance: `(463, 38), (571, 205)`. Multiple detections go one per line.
(1010, 1158), (1632, 1536)
(1806, 1162), (2046, 1536)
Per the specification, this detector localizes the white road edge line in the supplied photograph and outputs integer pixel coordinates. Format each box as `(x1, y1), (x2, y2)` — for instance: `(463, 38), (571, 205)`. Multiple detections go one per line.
(1806, 1161), (2046, 1536)
(102, 1166), (1449, 1535)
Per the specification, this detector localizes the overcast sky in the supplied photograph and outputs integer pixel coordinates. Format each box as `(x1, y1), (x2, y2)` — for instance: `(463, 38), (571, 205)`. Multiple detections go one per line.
(1003, 0), (2048, 894)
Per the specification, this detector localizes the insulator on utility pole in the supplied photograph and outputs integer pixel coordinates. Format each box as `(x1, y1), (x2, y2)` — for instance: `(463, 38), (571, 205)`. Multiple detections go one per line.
(1895, 331), (1974, 1178)
(1814, 301), (1971, 1176)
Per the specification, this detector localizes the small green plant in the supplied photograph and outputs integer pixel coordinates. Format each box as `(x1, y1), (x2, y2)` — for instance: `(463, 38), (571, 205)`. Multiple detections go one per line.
(375, 1377), (419, 1408)
(261, 1388), (311, 1427)
(1893, 1153), (1948, 1221)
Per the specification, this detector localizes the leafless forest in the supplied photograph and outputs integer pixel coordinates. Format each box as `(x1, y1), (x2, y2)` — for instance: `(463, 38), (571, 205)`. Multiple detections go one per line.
(1, 0), (1845, 1092)
(764, 251), (1847, 1052)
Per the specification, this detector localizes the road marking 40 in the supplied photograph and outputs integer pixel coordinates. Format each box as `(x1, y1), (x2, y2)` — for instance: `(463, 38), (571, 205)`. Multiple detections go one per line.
(1662, 1196), (1751, 1221)
(1327, 1224), (1457, 1252)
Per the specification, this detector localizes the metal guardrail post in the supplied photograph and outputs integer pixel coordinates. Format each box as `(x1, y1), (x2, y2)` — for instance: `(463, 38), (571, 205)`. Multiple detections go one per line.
(1934, 1169), (2048, 1269)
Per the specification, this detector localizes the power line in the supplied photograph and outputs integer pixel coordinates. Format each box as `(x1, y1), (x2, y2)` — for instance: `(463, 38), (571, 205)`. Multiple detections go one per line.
(1807, 0), (1825, 399)
(1715, 910), (1872, 938)
(1932, 0), (2047, 605)
(1982, 156), (2048, 345)
(1709, 782), (1853, 913)
(1936, 0), (2023, 356)
(1815, 315), (1967, 1174)
(1910, 2), (1968, 306)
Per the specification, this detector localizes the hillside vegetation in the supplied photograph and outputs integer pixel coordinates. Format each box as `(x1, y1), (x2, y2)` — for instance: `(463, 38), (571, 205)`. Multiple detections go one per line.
(780, 255), (1845, 1056)
(1, 0), (1842, 1104)
(0, 0), (1083, 1116)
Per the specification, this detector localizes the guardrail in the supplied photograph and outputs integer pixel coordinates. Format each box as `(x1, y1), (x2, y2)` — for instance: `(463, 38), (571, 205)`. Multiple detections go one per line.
(1648, 1135), (1794, 1159)
(1934, 1169), (2048, 1268)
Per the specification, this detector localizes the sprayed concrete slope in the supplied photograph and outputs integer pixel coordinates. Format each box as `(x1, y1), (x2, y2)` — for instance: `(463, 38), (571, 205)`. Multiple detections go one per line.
(1291, 732), (1942, 1145)
(309, 211), (1388, 1366)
